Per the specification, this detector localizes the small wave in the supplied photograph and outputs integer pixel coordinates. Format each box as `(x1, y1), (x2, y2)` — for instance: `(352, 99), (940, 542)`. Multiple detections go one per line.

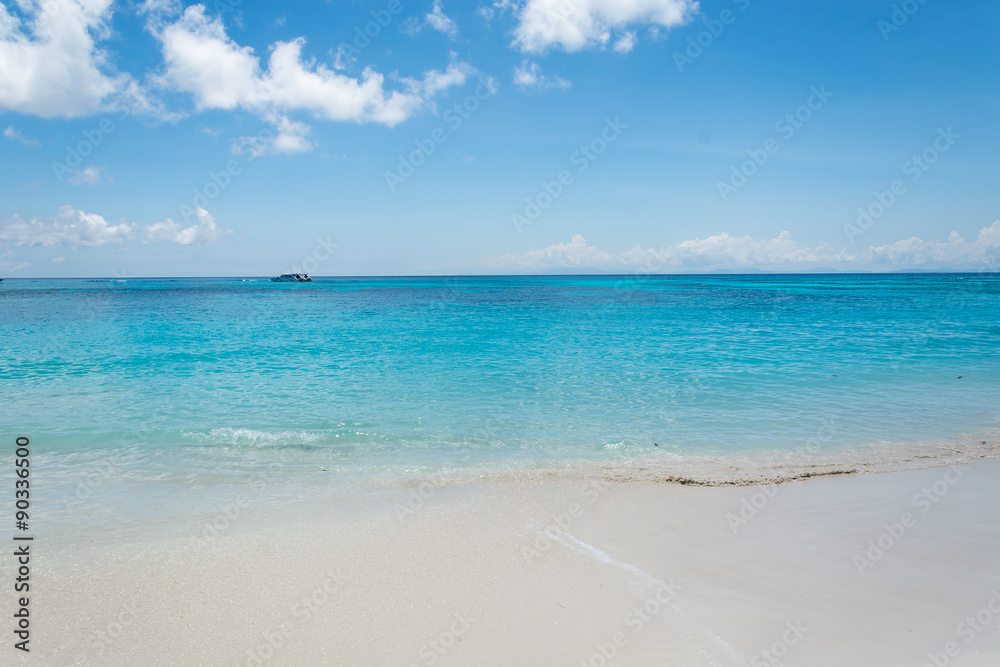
(189, 427), (328, 447)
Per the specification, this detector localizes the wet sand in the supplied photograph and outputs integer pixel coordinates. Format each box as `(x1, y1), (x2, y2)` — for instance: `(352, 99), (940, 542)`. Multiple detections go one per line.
(8, 460), (1000, 666)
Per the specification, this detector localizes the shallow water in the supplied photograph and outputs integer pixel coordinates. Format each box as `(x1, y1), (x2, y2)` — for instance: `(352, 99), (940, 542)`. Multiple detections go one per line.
(2, 274), (999, 538)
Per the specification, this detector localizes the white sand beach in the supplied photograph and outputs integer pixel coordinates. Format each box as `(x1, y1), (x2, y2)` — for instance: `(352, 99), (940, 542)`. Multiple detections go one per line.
(8, 459), (1000, 666)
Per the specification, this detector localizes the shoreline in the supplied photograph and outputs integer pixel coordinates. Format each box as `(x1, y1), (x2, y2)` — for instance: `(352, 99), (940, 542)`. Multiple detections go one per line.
(31, 431), (1000, 554)
(359, 431), (1000, 489)
(8, 459), (1000, 665)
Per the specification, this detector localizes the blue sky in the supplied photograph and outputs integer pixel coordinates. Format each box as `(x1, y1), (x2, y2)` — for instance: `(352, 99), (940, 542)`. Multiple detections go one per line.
(1, 0), (998, 277)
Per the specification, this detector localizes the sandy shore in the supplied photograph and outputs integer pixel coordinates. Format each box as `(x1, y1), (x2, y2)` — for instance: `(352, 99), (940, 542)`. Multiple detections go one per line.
(7, 459), (1000, 666)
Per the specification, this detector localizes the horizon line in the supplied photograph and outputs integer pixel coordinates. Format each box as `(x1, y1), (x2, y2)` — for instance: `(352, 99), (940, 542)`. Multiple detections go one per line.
(3, 271), (997, 280)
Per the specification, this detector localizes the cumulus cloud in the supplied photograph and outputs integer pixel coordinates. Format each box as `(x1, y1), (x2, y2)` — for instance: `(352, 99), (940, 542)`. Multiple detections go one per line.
(268, 115), (313, 155)
(513, 60), (570, 90)
(3, 125), (39, 146)
(138, 0), (180, 16)
(66, 165), (109, 185)
(613, 31), (636, 54)
(485, 224), (1000, 272)
(0, 1), (474, 130)
(425, 0), (458, 37)
(866, 223), (1000, 268)
(489, 234), (613, 269)
(0, 205), (229, 248)
(406, 1), (459, 37)
(479, 0), (517, 22)
(153, 5), (475, 152)
(233, 113), (313, 157)
(511, 0), (697, 53)
(143, 207), (227, 245)
(0, 205), (134, 247)
(485, 232), (842, 271)
(0, 0), (132, 117)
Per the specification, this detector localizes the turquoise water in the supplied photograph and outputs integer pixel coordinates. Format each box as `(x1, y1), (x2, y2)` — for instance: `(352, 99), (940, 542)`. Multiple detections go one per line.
(2, 274), (999, 538)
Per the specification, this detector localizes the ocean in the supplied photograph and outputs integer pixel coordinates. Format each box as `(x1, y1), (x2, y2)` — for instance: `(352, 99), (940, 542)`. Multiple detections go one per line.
(2, 274), (999, 544)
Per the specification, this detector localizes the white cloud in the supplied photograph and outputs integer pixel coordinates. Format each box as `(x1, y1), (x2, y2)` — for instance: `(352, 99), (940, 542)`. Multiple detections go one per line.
(613, 31), (636, 53)
(235, 113), (313, 157)
(67, 165), (109, 185)
(156, 6), (261, 111)
(479, 0), (516, 22)
(511, 0), (697, 53)
(116, 78), (185, 123)
(0, 205), (135, 247)
(0, 259), (29, 272)
(406, 1), (458, 38)
(0, 1), (473, 127)
(485, 224), (1000, 272)
(426, 0), (458, 37)
(139, 0), (181, 17)
(865, 223), (1000, 268)
(0, 205), (229, 248)
(154, 5), (475, 149)
(490, 234), (613, 269)
(268, 115), (313, 155)
(0, 0), (132, 117)
(513, 60), (570, 90)
(144, 207), (227, 245)
(3, 125), (40, 146)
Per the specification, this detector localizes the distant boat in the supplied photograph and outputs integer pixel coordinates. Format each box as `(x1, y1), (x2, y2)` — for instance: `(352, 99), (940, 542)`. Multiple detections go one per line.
(271, 274), (312, 282)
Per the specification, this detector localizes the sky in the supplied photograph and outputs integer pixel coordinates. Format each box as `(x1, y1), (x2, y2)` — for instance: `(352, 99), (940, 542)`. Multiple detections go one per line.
(0, 0), (998, 277)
